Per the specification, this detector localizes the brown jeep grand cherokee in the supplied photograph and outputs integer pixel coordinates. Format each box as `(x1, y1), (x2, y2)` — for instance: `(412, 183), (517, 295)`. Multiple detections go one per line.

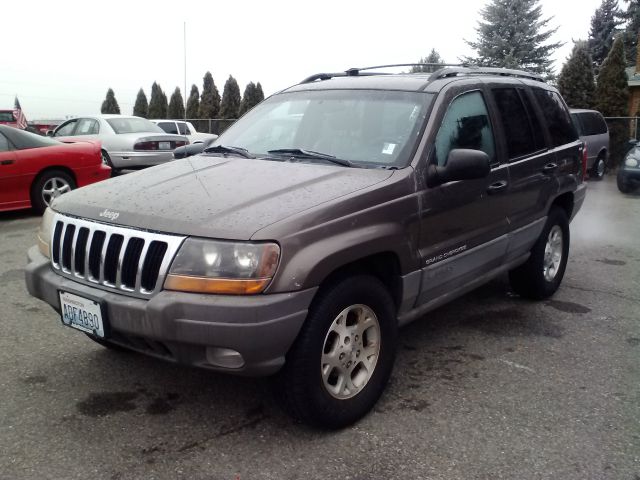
(26, 65), (587, 428)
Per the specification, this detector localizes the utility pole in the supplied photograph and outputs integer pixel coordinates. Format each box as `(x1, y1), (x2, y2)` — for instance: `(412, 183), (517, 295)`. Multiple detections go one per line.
(184, 21), (187, 121)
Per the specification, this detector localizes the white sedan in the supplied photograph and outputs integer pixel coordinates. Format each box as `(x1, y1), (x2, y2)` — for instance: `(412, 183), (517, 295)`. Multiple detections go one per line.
(50, 115), (189, 171)
(151, 120), (218, 144)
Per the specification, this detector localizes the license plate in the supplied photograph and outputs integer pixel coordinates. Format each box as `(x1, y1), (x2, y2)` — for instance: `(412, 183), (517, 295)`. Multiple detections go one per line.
(159, 141), (171, 150)
(59, 291), (105, 338)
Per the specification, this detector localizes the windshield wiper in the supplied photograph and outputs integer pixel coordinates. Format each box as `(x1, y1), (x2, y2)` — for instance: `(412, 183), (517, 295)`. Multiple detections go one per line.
(267, 148), (354, 168)
(203, 145), (255, 159)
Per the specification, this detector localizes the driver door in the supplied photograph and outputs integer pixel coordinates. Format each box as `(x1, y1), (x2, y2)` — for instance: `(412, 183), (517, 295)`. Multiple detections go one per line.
(415, 88), (510, 305)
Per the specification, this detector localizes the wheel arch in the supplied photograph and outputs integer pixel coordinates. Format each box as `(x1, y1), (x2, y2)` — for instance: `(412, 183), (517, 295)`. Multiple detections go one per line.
(31, 166), (77, 190)
(551, 191), (574, 220)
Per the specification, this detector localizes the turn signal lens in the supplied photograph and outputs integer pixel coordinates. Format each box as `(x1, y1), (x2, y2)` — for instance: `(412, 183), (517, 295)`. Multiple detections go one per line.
(37, 207), (55, 258)
(164, 275), (271, 295)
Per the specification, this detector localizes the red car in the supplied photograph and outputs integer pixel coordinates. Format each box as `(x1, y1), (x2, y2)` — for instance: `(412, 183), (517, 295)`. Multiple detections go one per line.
(0, 125), (111, 214)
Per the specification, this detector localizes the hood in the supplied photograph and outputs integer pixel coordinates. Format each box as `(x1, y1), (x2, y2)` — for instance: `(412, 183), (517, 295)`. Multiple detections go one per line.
(52, 155), (393, 240)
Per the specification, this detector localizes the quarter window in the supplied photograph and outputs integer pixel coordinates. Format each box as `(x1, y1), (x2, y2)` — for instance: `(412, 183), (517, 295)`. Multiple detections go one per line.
(492, 88), (540, 159)
(532, 89), (578, 147)
(177, 122), (188, 135)
(433, 91), (496, 166)
(578, 112), (608, 136)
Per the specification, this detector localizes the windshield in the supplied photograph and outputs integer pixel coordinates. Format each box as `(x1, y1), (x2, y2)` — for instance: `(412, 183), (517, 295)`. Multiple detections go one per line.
(107, 117), (165, 134)
(214, 89), (432, 168)
(0, 111), (15, 122)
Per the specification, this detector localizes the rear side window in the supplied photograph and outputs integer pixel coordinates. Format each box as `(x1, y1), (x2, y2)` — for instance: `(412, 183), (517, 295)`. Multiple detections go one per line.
(492, 88), (543, 159)
(157, 122), (179, 134)
(0, 133), (10, 152)
(433, 91), (496, 166)
(532, 89), (578, 147)
(578, 112), (608, 136)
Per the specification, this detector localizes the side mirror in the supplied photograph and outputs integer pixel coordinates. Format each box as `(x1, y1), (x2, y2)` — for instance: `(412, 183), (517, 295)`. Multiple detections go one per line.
(428, 149), (491, 187)
(629, 139), (638, 146)
(46, 130), (54, 137)
(173, 142), (208, 159)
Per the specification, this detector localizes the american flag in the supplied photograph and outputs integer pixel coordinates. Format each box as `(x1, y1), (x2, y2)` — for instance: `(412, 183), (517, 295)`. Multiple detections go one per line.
(13, 97), (27, 129)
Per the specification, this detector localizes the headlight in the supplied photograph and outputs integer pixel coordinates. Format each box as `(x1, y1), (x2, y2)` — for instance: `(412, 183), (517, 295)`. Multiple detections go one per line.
(625, 157), (639, 167)
(164, 238), (280, 295)
(37, 207), (56, 258)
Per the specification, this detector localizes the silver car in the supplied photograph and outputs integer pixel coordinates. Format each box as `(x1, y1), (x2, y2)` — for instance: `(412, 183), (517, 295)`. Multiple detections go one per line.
(570, 109), (609, 179)
(50, 115), (189, 171)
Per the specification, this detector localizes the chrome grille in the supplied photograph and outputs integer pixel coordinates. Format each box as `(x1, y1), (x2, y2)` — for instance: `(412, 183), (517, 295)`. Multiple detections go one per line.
(50, 213), (185, 298)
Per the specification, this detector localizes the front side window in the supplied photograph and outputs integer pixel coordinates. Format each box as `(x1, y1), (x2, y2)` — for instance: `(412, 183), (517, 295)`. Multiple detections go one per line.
(75, 118), (99, 135)
(532, 89), (578, 147)
(492, 88), (540, 159)
(215, 89), (432, 168)
(54, 120), (78, 137)
(433, 91), (496, 166)
(177, 122), (188, 135)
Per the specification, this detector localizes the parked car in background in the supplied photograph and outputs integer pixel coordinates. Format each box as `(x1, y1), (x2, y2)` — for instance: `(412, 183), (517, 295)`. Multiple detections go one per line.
(49, 115), (188, 173)
(0, 125), (110, 213)
(151, 120), (218, 144)
(570, 109), (609, 179)
(0, 109), (18, 128)
(618, 140), (640, 193)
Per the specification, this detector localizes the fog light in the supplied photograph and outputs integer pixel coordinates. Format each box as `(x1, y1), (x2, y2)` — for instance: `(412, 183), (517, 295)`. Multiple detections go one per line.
(206, 347), (244, 369)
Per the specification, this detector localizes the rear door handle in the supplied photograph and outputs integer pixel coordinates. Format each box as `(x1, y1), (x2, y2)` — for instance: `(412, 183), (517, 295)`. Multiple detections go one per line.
(543, 163), (558, 174)
(0, 159), (14, 165)
(487, 180), (508, 194)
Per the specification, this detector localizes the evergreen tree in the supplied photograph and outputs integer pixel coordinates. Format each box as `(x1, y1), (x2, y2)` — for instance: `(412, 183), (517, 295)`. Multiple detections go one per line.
(148, 82), (168, 119)
(133, 88), (148, 118)
(220, 75), (242, 119)
(186, 84), (200, 120)
(199, 71), (221, 119)
(239, 82), (258, 116)
(588, 0), (623, 70)
(168, 87), (185, 119)
(557, 41), (597, 109)
(410, 49), (445, 73)
(622, 0), (640, 65)
(595, 37), (630, 168)
(465, 0), (562, 77)
(255, 82), (265, 103)
(100, 88), (121, 114)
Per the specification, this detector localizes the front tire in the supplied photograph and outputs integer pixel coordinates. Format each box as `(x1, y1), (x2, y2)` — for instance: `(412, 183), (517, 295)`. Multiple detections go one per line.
(509, 206), (570, 300)
(275, 275), (397, 429)
(31, 169), (76, 214)
(617, 170), (632, 193)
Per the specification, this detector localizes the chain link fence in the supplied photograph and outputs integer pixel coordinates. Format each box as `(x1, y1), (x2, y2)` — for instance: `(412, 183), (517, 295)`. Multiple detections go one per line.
(183, 118), (237, 135)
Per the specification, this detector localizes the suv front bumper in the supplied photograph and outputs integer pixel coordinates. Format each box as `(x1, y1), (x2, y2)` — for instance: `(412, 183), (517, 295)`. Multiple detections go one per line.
(25, 247), (316, 376)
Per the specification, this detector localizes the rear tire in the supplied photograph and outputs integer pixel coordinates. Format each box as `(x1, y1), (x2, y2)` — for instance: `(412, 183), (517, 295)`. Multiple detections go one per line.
(274, 275), (397, 429)
(101, 150), (119, 176)
(617, 170), (632, 193)
(590, 155), (606, 180)
(31, 169), (76, 214)
(509, 206), (570, 300)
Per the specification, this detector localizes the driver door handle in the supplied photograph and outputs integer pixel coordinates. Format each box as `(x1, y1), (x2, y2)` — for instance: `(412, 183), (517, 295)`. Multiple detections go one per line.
(0, 159), (14, 165)
(487, 180), (508, 195)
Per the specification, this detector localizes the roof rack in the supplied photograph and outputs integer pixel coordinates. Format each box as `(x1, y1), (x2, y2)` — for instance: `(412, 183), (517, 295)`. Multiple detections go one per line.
(300, 63), (466, 84)
(300, 64), (544, 85)
(428, 66), (544, 82)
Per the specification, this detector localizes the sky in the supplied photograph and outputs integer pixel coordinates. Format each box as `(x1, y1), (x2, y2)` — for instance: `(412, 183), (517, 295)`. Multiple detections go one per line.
(3, 0), (606, 119)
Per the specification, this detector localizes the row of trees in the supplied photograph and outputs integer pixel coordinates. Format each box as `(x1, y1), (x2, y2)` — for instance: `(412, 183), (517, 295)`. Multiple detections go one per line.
(101, 72), (265, 120)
